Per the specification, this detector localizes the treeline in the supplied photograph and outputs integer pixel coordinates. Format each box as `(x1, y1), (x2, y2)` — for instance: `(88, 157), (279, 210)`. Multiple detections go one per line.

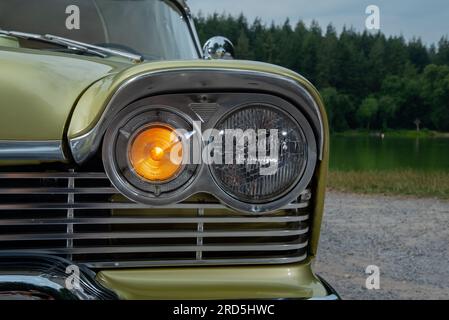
(194, 13), (449, 132)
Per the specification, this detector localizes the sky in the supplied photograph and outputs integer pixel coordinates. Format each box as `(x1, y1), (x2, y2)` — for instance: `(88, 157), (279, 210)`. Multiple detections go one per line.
(187, 0), (448, 46)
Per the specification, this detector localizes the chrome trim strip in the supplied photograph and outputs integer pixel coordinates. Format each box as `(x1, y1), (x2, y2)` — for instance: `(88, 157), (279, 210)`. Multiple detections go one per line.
(0, 215), (309, 226)
(83, 254), (308, 269)
(0, 201), (309, 210)
(66, 171), (75, 260)
(0, 172), (107, 179)
(0, 240), (308, 254)
(0, 228), (309, 241)
(0, 140), (65, 161)
(0, 187), (118, 194)
(196, 208), (204, 260)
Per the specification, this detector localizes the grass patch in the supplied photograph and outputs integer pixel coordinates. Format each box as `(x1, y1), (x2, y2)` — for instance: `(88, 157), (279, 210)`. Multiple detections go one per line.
(328, 170), (449, 199)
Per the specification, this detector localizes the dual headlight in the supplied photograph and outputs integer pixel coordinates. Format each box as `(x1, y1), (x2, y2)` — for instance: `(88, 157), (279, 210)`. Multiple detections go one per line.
(103, 95), (317, 213)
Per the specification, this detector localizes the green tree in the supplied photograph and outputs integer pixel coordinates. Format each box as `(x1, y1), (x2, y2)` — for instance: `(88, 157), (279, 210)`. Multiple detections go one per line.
(435, 37), (449, 65)
(357, 97), (379, 129)
(316, 24), (339, 88)
(377, 95), (398, 130)
(235, 30), (251, 60)
(408, 38), (430, 70)
(421, 64), (449, 131)
(321, 87), (355, 132)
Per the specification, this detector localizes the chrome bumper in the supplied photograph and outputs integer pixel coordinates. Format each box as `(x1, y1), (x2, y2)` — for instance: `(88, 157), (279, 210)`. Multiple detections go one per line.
(0, 254), (117, 300)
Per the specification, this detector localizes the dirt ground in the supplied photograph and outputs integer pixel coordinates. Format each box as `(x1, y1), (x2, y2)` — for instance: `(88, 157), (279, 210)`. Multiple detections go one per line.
(314, 191), (449, 300)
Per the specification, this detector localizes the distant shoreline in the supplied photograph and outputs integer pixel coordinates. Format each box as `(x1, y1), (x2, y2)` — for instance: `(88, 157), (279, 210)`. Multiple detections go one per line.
(327, 170), (449, 200)
(332, 130), (449, 139)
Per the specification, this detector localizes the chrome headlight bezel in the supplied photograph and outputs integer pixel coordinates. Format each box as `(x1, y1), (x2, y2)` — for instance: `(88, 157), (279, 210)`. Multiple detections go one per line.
(101, 93), (317, 213)
(102, 104), (201, 206)
(209, 102), (314, 205)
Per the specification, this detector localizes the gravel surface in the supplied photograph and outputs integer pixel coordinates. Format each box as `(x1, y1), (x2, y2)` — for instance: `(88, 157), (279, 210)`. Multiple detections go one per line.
(314, 191), (449, 300)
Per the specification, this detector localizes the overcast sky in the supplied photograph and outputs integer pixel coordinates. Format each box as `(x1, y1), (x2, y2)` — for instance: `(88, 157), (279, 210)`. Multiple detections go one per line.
(188, 0), (448, 46)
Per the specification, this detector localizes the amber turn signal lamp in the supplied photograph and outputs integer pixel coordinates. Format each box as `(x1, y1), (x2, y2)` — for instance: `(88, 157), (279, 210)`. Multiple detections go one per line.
(129, 125), (183, 182)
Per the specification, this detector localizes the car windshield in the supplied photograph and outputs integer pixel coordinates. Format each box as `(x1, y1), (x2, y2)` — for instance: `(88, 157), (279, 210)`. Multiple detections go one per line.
(0, 0), (199, 60)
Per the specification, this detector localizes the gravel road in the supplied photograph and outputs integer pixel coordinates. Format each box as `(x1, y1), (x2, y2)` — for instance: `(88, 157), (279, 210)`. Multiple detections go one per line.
(314, 191), (449, 300)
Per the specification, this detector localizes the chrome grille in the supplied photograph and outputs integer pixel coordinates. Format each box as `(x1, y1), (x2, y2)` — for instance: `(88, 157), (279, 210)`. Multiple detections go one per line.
(0, 171), (311, 268)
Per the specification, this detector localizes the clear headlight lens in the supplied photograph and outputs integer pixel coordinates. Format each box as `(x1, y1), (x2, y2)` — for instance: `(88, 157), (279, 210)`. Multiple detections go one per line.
(210, 105), (308, 203)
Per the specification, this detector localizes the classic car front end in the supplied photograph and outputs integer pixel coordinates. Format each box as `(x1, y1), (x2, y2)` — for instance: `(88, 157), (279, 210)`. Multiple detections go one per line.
(0, 0), (337, 300)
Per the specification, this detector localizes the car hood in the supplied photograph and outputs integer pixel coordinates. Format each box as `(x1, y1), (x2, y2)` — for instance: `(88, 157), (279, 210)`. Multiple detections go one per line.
(0, 46), (132, 141)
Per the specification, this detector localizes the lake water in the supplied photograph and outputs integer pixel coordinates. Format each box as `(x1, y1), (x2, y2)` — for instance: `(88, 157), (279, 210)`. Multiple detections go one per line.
(330, 136), (449, 172)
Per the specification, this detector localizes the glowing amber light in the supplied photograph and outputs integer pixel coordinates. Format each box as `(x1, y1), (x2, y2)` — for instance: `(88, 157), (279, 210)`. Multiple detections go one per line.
(129, 125), (183, 182)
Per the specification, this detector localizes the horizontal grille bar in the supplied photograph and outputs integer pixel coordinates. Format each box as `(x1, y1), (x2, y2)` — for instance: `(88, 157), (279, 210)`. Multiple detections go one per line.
(0, 202), (308, 210)
(0, 172), (108, 179)
(0, 241), (308, 254)
(0, 228), (309, 241)
(0, 188), (119, 195)
(0, 215), (308, 226)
